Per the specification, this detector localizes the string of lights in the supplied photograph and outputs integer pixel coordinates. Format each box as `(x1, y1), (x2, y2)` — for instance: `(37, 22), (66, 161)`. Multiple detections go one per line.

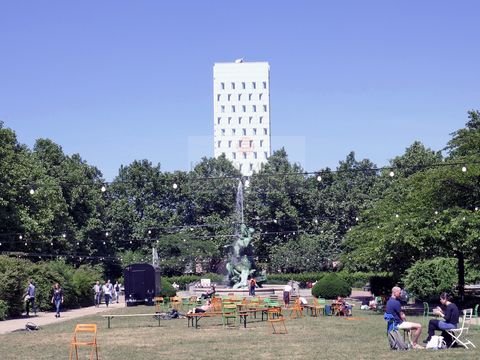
(1, 204), (479, 244)
(18, 160), (479, 194)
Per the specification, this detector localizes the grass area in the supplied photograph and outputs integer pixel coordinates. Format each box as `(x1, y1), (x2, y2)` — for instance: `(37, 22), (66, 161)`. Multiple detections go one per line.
(1, 302), (479, 360)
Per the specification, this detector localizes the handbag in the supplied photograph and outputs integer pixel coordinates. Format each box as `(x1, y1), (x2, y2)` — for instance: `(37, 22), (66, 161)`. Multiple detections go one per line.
(426, 335), (446, 349)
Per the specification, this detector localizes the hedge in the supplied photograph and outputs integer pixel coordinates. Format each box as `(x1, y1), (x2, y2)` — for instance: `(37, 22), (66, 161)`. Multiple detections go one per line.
(0, 256), (102, 319)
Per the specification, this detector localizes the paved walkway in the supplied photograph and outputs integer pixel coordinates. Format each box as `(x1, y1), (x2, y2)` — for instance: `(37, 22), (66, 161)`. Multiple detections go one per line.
(0, 300), (124, 335)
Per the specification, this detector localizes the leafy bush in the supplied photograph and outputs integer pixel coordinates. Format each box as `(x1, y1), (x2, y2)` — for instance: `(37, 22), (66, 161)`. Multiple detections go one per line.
(404, 257), (457, 302)
(311, 273), (351, 299)
(159, 278), (176, 298)
(0, 300), (9, 321)
(0, 256), (33, 317)
(0, 256), (104, 318)
(72, 265), (103, 307)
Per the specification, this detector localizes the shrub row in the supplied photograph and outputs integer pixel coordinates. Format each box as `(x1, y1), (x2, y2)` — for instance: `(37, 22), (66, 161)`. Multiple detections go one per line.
(0, 256), (102, 320)
(264, 271), (391, 289)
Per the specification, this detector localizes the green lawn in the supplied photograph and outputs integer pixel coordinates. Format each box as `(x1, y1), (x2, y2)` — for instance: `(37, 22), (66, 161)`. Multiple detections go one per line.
(1, 303), (479, 360)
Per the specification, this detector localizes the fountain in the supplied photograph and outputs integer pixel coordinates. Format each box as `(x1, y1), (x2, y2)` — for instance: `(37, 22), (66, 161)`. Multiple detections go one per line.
(225, 180), (266, 288)
(191, 179), (278, 297)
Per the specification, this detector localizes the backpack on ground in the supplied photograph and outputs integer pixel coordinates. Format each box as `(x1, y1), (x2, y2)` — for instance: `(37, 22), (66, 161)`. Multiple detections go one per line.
(25, 322), (40, 331)
(387, 330), (410, 350)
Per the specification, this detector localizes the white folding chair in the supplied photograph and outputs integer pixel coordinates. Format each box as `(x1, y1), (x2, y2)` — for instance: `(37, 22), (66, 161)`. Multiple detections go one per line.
(446, 308), (476, 349)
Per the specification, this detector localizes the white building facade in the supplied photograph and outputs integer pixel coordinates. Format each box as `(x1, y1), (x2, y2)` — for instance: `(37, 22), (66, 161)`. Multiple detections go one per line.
(213, 61), (271, 176)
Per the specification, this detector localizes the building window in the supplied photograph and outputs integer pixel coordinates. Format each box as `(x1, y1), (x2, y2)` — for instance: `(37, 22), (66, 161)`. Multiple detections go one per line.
(217, 117), (221, 125)
(221, 129), (225, 136)
(250, 163), (253, 171)
(264, 128), (268, 135)
(263, 105), (267, 112)
(249, 140), (253, 148)
(231, 82), (235, 90)
(259, 93), (263, 100)
(254, 152), (257, 159)
(217, 94), (221, 101)
(232, 128), (236, 135)
(221, 105), (225, 113)
(239, 164), (242, 171)
(263, 81), (267, 89)
(238, 94), (242, 101)
(232, 105), (236, 113)
(259, 116), (263, 124)
(228, 140), (232, 148)
(253, 128), (257, 135)
(253, 105), (257, 112)
(260, 139), (264, 147)
(242, 82), (246, 89)
(264, 151), (268, 159)
(217, 141), (221, 148)
(242, 128), (247, 135)
(232, 152), (236, 159)
(221, 82), (225, 90)
(228, 117), (232, 125)
(238, 117), (242, 124)
(227, 94), (232, 101)
(243, 152), (247, 159)
(238, 140), (242, 147)
(252, 82), (256, 89)
(242, 105), (246, 112)
(248, 93), (252, 101)
(249, 116), (253, 124)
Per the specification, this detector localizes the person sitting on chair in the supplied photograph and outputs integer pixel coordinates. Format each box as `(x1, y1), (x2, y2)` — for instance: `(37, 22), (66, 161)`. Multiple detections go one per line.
(188, 300), (212, 314)
(423, 292), (459, 344)
(200, 285), (216, 299)
(386, 286), (423, 349)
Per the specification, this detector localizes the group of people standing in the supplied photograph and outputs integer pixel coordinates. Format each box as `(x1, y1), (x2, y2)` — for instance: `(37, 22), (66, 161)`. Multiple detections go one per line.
(93, 280), (121, 307)
(24, 279), (64, 318)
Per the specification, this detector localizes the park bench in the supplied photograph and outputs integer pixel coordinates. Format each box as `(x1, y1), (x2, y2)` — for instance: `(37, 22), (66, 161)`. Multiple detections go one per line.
(186, 308), (269, 329)
(101, 313), (161, 329)
(186, 311), (223, 328)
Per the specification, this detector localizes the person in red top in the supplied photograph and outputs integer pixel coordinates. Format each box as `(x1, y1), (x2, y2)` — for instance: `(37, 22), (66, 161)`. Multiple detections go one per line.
(249, 278), (257, 296)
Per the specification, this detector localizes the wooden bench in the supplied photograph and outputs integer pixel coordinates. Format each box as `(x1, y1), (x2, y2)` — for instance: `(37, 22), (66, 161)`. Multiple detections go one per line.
(186, 309), (268, 329)
(186, 311), (223, 329)
(101, 314), (161, 329)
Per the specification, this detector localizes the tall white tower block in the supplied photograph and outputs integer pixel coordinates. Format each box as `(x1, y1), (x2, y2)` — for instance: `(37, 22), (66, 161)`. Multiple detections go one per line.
(213, 61), (271, 176)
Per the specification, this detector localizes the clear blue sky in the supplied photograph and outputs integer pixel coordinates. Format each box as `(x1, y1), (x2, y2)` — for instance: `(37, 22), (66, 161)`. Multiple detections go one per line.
(1, 1), (479, 181)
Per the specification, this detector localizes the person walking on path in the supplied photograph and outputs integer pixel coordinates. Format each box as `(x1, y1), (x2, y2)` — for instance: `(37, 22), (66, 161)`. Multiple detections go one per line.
(51, 283), (64, 318)
(114, 281), (121, 303)
(24, 279), (36, 317)
(93, 281), (102, 307)
(103, 280), (113, 307)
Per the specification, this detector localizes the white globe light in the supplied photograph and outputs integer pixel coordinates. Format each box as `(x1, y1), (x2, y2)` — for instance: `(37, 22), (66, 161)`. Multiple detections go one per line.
(389, 171), (395, 177)
(29, 189), (35, 195)
(101, 185), (106, 192)
(462, 166), (467, 172)
(173, 183), (178, 189)
(316, 175), (322, 182)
